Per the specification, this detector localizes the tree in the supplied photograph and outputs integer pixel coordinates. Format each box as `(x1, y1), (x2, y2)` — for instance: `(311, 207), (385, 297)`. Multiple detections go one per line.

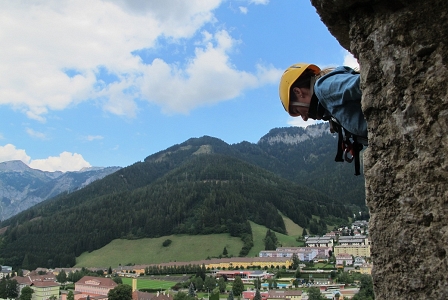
(232, 276), (244, 296)
(6, 279), (19, 299)
(337, 272), (353, 285)
(227, 290), (234, 300)
(107, 284), (132, 300)
(223, 247), (228, 256)
(204, 275), (216, 292)
(217, 276), (226, 293)
(291, 253), (300, 270)
(194, 276), (204, 291)
(19, 286), (34, 300)
(254, 278), (261, 290)
(302, 228), (308, 237)
(188, 282), (195, 297)
(263, 229), (278, 250)
(56, 269), (67, 283)
(112, 277), (123, 284)
(108, 266), (113, 275)
(174, 291), (195, 300)
(253, 289), (261, 300)
(307, 287), (326, 300)
(67, 290), (75, 300)
(352, 274), (374, 300)
(268, 278), (273, 290)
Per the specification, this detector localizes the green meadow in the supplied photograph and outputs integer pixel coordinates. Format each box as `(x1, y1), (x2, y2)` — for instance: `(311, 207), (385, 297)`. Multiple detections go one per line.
(75, 214), (303, 268)
(75, 233), (243, 267)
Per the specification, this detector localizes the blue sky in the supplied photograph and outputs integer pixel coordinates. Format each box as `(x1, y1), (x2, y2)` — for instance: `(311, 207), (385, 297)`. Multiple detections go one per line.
(0, 0), (358, 172)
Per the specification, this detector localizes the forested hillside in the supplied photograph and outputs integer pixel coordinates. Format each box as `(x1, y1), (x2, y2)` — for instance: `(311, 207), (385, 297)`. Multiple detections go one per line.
(0, 124), (366, 270)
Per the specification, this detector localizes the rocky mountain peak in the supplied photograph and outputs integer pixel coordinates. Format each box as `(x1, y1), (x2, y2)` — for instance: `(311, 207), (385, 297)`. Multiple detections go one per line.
(0, 160), (31, 172)
(258, 122), (330, 145)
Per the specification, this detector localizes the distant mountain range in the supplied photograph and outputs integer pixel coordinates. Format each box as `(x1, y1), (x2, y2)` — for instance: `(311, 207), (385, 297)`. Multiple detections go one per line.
(0, 161), (121, 221)
(0, 123), (367, 270)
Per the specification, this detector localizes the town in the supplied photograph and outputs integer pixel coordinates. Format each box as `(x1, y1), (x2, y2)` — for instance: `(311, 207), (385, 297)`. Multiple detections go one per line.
(0, 220), (372, 300)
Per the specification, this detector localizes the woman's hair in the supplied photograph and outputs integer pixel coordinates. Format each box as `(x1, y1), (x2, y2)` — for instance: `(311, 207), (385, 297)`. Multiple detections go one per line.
(289, 67), (336, 101)
(318, 67), (336, 78)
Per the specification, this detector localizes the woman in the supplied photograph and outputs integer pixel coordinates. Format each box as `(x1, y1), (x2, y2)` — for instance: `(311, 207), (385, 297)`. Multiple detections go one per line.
(278, 63), (367, 138)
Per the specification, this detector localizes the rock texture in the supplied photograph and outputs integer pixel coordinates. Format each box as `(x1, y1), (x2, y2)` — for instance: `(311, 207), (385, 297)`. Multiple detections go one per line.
(311, 0), (448, 298)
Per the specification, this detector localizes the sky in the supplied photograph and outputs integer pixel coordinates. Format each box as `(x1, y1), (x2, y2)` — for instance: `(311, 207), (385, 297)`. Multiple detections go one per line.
(0, 0), (359, 172)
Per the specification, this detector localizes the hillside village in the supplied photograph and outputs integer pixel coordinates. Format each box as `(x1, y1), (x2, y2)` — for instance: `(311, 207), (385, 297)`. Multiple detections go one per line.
(0, 220), (372, 300)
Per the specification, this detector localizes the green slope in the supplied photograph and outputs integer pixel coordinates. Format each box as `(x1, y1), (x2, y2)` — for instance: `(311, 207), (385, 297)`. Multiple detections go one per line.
(75, 234), (243, 268)
(76, 216), (304, 268)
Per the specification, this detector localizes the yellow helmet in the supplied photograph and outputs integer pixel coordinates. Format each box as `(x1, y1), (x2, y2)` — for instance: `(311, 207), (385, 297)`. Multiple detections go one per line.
(279, 63), (321, 114)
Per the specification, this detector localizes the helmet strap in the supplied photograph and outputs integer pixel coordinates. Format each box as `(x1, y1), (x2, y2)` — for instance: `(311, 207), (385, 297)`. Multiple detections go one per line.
(309, 76), (316, 96)
(290, 102), (310, 108)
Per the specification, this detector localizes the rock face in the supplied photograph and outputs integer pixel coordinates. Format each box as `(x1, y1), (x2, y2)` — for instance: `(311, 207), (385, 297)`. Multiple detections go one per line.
(310, 0), (448, 298)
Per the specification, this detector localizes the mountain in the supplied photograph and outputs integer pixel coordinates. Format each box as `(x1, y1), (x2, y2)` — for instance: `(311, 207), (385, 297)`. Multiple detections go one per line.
(0, 161), (121, 221)
(0, 124), (367, 270)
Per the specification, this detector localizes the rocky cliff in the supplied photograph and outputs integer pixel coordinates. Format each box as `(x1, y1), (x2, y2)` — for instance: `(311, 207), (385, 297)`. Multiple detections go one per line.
(310, 0), (448, 298)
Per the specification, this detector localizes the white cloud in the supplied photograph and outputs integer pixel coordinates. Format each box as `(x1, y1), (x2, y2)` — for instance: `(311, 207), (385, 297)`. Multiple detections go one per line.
(0, 0), (224, 120)
(249, 0), (269, 4)
(343, 51), (360, 69)
(29, 152), (91, 172)
(140, 30), (283, 114)
(0, 144), (91, 172)
(0, 144), (31, 165)
(239, 6), (248, 14)
(86, 135), (104, 141)
(26, 128), (47, 140)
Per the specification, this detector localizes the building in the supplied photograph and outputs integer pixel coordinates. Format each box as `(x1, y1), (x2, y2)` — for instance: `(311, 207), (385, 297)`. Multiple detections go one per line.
(266, 290), (302, 300)
(305, 237), (334, 247)
(214, 270), (272, 283)
(31, 281), (60, 300)
(0, 266), (13, 279)
(335, 254), (353, 266)
(242, 290), (269, 300)
(242, 290), (302, 300)
(333, 245), (371, 258)
(14, 275), (60, 300)
(260, 247), (332, 262)
(69, 276), (117, 300)
(353, 257), (366, 267)
(337, 236), (368, 246)
(359, 263), (373, 275)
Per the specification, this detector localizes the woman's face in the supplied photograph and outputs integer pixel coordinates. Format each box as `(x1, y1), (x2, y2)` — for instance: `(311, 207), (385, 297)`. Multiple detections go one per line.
(290, 87), (312, 121)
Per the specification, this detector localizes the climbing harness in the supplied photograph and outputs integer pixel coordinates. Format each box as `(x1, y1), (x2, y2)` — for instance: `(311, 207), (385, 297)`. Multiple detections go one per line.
(330, 118), (366, 176)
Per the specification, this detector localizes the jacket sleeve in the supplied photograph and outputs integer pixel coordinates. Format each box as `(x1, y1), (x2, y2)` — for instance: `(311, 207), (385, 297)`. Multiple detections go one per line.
(314, 66), (368, 137)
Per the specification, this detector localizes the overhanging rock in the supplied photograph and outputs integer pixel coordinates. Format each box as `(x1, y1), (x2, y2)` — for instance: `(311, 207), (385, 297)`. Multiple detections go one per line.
(310, 0), (448, 298)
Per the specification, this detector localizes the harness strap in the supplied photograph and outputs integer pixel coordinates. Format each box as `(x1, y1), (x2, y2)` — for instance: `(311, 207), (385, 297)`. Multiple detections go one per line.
(334, 121), (344, 162)
(352, 135), (362, 176)
(332, 120), (363, 175)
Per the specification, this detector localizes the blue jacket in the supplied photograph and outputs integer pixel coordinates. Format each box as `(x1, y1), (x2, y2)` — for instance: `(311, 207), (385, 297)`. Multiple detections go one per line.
(313, 66), (367, 138)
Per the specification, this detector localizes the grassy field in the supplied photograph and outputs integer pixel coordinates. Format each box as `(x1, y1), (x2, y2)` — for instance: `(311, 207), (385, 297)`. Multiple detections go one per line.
(75, 234), (243, 267)
(76, 214), (303, 268)
(280, 211), (303, 236)
(246, 221), (300, 257)
(121, 278), (176, 290)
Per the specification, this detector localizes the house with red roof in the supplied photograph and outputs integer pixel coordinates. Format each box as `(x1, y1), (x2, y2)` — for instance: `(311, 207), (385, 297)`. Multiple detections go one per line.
(60, 276), (117, 300)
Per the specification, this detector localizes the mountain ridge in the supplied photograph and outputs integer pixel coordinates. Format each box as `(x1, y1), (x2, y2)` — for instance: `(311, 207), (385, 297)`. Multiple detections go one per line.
(0, 124), (367, 270)
(0, 161), (121, 220)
